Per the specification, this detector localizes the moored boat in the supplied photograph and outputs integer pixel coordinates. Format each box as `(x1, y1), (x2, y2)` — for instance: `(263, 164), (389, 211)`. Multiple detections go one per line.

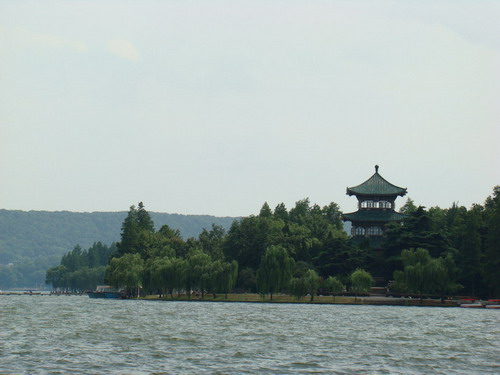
(459, 298), (484, 308)
(485, 299), (500, 309)
(459, 303), (484, 308)
(87, 285), (128, 299)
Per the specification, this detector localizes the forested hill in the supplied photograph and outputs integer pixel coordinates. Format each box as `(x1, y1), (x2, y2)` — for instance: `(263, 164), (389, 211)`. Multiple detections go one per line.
(0, 209), (236, 288)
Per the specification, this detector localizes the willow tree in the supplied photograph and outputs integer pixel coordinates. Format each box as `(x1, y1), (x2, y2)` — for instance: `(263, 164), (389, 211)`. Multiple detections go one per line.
(350, 268), (373, 302)
(325, 276), (345, 302)
(393, 248), (459, 300)
(303, 269), (321, 301)
(257, 245), (295, 300)
(107, 253), (144, 296)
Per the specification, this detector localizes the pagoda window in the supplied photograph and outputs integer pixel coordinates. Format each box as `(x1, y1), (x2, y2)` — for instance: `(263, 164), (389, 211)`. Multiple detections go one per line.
(367, 226), (383, 236)
(361, 200), (375, 208)
(354, 227), (366, 236)
(379, 201), (391, 209)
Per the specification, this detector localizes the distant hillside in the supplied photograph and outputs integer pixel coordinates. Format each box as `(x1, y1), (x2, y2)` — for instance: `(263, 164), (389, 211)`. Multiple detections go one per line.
(0, 209), (237, 288)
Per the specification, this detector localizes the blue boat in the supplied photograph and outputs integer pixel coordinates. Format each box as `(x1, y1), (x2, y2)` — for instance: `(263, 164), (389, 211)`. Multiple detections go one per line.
(87, 285), (128, 299)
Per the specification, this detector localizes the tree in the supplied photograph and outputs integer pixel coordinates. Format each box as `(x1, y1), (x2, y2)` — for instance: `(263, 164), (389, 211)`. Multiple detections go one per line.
(257, 245), (295, 300)
(116, 203), (155, 258)
(273, 202), (288, 222)
(325, 276), (345, 302)
(223, 216), (284, 271)
(392, 248), (459, 300)
(454, 205), (484, 296)
(483, 186), (500, 297)
(350, 268), (373, 293)
(314, 236), (373, 278)
(303, 269), (321, 301)
(137, 202), (155, 232)
(45, 265), (69, 291)
(289, 277), (307, 300)
(185, 250), (212, 298)
(215, 260), (238, 299)
(237, 267), (257, 292)
(399, 198), (417, 215)
(199, 224), (226, 260)
(259, 202), (272, 218)
(107, 253), (144, 296)
(383, 206), (455, 279)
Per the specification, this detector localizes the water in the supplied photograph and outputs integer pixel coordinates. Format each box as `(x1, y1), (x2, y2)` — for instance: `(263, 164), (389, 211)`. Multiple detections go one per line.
(1, 296), (499, 374)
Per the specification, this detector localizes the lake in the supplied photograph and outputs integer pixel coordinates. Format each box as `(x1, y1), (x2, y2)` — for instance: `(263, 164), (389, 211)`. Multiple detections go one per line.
(1, 295), (499, 374)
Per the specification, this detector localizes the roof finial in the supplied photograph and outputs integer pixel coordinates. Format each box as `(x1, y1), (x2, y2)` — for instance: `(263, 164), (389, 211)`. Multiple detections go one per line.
(375, 165), (379, 173)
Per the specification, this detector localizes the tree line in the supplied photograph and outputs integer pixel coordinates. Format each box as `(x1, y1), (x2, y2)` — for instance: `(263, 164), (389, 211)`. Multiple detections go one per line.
(46, 186), (500, 299)
(0, 209), (234, 289)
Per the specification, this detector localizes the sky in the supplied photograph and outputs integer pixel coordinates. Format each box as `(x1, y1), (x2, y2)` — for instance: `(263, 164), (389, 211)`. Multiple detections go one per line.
(1, 1), (499, 217)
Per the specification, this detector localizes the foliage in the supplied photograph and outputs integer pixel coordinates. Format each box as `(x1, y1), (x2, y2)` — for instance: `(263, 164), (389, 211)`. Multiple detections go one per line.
(0, 208), (235, 288)
(40, 186), (500, 299)
(482, 186), (500, 297)
(392, 248), (459, 298)
(257, 245), (295, 300)
(45, 242), (116, 292)
(325, 276), (345, 302)
(350, 268), (373, 293)
(303, 269), (321, 301)
(107, 253), (144, 295)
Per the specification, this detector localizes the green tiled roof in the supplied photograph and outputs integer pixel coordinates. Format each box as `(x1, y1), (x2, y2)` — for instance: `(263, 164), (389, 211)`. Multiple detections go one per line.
(342, 210), (407, 223)
(346, 166), (407, 197)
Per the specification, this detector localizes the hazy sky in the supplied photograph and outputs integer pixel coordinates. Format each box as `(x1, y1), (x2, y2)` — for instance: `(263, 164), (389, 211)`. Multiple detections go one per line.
(1, 1), (499, 217)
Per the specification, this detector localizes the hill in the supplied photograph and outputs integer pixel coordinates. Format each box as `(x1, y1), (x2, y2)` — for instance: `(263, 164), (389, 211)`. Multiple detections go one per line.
(0, 209), (237, 289)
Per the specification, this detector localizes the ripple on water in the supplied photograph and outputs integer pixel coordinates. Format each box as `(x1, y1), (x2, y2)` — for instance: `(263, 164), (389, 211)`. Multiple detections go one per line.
(1, 297), (500, 374)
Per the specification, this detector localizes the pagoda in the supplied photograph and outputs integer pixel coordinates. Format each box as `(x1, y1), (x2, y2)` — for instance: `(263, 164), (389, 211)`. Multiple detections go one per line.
(343, 165), (407, 241)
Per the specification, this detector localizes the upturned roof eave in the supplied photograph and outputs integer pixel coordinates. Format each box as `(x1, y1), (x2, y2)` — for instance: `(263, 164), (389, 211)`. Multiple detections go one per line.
(346, 170), (407, 197)
(346, 188), (407, 197)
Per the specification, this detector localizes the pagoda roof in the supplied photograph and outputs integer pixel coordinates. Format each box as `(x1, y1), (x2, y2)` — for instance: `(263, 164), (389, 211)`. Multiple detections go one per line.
(342, 210), (407, 223)
(346, 165), (407, 197)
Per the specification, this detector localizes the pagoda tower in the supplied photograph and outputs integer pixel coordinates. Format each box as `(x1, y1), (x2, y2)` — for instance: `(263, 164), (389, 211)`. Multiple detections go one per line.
(343, 165), (407, 241)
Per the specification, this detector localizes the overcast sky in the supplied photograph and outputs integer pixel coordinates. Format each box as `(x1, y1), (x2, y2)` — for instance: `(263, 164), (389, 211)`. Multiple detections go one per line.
(1, 1), (498, 217)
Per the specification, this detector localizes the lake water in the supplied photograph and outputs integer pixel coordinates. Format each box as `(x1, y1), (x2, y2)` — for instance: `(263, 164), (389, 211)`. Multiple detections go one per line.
(1, 296), (499, 374)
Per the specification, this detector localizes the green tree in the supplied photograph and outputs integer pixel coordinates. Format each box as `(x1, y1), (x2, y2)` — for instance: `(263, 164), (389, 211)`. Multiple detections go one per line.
(185, 250), (212, 298)
(259, 202), (273, 218)
(223, 216), (284, 271)
(45, 265), (69, 291)
(483, 186), (500, 297)
(214, 260), (238, 298)
(116, 203), (155, 258)
(289, 277), (307, 300)
(350, 268), (373, 293)
(199, 224), (226, 260)
(303, 269), (321, 301)
(383, 206), (455, 279)
(107, 253), (144, 296)
(325, 276), (345, 302)
(257, 245), (295, 300)
(392, 248), (459, 300)
(273, 202), (289, 222)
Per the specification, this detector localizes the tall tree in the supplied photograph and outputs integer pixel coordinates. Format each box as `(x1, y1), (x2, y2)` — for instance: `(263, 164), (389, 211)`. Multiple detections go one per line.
(303, 269), (321, 301)
(392, 248), (459, 300)
(483, 186), (500, 297)
(107, 253), (144, 296)
(257, 245), (295, 300)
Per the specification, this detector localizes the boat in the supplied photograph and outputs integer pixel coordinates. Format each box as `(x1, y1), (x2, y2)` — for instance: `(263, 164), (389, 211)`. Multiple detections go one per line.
(485, 299), (500, 309)
(87, 285), (128, 299)
(459, 299), (484, 308)
(459, 303), (484, 308)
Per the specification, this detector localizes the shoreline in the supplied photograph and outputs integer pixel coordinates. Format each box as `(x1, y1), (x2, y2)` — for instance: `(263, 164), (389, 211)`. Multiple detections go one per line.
(138, 293), (461, 308)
